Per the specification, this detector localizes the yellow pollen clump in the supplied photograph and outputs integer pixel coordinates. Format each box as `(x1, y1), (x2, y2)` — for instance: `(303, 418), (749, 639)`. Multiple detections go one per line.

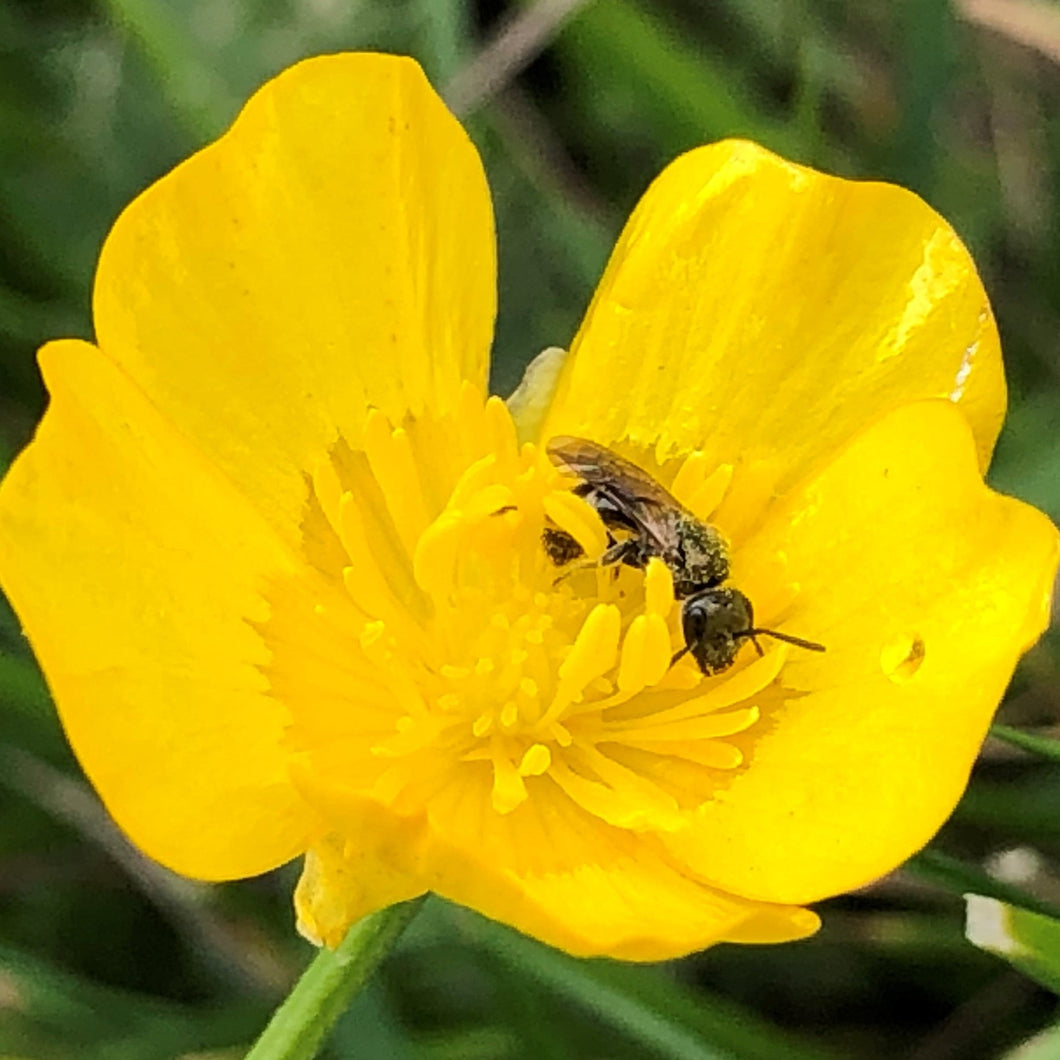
(304, 392), (774, 828)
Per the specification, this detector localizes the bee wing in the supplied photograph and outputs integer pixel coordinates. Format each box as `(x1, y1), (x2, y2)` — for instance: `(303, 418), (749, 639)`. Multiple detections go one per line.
(546, 436), (686, 550)
(546, 436), (684, 509)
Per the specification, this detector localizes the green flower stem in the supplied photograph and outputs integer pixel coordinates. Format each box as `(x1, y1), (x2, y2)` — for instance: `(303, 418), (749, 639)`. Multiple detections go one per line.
(245, 897), (426, 1060)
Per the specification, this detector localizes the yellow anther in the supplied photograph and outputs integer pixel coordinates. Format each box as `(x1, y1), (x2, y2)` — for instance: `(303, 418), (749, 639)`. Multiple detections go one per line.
(525, 628), (543, 645)
(542, 490), (609, 560)
(360, 620), (386, 649)
(313, 603), (326, 616)
(437, 693), (461, 712)
(617, 615), (648, 693)
(669, 449), (710, 506)
(441, 664), (470, 679)
(474, 657), (495, 676)
(491, 613), (510, 630)
(638, 645), (786, 729)
(687, 463), (734, 522)
(362, 411), (429, 553)
(491, 752), (528, 814)
(519, 744), (552, 776)
(412, 511), (463, 600)
(612, 706), (760, 744)
(558, 604), (621, 685)
(485, 395), (520, 468)
(472, 713), (493, 737)
(357, 616), (391, 664)
(462, 483), (514, 520)
(644, 558), (675, 618)
(535, 604), (621, 732)
(617, 612), (674, 693)
(520, 677), (539, 698)
(550, 723), (573, 747)
(643, 613), (673, 685)
(449, 453), (498, 511)
(500, 701), (519, 728)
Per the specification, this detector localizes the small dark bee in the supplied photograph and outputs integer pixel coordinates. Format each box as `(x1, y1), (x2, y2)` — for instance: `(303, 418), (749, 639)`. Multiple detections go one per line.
(545, 436), (825, 675)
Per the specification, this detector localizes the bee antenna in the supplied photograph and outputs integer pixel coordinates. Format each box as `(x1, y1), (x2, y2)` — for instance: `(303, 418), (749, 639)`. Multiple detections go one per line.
(670, 645), (691, 667)
(739, 628), (826, 653)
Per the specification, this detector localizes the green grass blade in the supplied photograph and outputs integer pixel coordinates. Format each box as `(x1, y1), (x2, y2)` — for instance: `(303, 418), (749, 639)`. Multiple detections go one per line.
(965, 895), (1060, 994)
(991, 724), (1060, 764)
(908, 851), (1060, 922)
(1003, 1021), (1060, 1059)
(452, 910), (844, 1060)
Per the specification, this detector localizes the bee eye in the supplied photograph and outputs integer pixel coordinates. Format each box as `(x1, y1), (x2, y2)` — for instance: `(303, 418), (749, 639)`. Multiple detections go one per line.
(681, 598), (708, 640)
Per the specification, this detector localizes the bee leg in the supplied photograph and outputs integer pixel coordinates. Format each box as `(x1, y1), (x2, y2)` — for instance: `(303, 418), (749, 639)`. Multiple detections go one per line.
(551, 538), (637, 587)
(600, 538), (638, 567)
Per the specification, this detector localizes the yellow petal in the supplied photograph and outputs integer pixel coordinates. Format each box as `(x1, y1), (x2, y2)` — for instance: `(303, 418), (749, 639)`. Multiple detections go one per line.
(93, 53), (495, 552)
(300, 768), (816, 959)
(665, 400), (1059, 904)
(423, 777), (817, 959)
(544, 140), (1004, 508)
(0, 341), (314, 878)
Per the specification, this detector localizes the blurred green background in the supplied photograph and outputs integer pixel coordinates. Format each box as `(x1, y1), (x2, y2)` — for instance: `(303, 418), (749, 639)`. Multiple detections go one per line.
(3, 0), (1060, 1057)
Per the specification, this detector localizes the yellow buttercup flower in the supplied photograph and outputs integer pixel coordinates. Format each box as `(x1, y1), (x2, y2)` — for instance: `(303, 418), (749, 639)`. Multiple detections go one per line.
(0, 53), (1056, 961)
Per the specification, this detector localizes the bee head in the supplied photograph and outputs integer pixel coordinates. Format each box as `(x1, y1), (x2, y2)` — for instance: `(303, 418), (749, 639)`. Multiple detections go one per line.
(679, 587), (753, 675)
(678, 588), (827, 675)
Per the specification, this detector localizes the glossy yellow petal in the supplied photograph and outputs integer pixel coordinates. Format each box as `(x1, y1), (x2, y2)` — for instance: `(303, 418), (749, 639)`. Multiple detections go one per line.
(544, 140), (1004, 509)
(425, 778), (820, 959)
(94, 53), (495, 551)
(0, 341), (315, 879)
(296, 769), (817, 959)
(664, 400), (1059, 904)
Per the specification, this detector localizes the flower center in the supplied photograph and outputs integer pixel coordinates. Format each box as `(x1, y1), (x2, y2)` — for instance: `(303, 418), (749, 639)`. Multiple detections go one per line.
(281, 387), (781, 833)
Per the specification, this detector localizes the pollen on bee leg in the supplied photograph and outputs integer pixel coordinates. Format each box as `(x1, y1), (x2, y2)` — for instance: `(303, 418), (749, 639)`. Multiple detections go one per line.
(542, 490), (609, 561)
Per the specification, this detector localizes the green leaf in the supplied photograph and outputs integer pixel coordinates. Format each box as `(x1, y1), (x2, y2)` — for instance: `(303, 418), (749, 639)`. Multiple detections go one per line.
(1004, 1021), (1060, 1060)
(0, 942), (266, 1059)
(965, 895), (1060, 994)
(557, 0), (799, 163)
